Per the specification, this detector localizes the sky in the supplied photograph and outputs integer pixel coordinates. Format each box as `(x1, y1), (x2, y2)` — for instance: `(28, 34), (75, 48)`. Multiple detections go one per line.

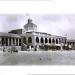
(0, 14), (75, 39)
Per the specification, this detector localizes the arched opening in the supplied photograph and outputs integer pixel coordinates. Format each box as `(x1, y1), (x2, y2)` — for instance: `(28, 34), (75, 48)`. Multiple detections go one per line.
(49, 38), (51, 43)
(19, 39), (21, 46)
(41, 37), (44, 43)
(52, 38), (55, 44)
(56, 39), (58, 44)
(9, 38), (11, 46)
(28, 37), (32, 43)
(2, 38), (5, 46)
(6, 38), (8, 46)
(36, 37), (39, 43)
(45, 38), (48, 43)
(23, 37), (27, 44)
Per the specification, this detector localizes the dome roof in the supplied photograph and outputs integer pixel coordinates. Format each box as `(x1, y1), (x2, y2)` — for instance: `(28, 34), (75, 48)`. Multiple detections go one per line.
(24, 19), (37, 27)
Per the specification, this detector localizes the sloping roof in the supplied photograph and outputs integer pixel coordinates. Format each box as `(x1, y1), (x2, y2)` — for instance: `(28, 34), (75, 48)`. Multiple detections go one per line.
(0, 32), (21, 38)
(8, 29), (23, 35)
(9, 29), (22, 32)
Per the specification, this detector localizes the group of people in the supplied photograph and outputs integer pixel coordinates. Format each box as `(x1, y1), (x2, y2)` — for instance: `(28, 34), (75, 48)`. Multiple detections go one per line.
(3, 46), (18, 53)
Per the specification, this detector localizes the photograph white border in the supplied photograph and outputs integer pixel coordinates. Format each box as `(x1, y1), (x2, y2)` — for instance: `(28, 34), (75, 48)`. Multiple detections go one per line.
(0, 0), (75, 75)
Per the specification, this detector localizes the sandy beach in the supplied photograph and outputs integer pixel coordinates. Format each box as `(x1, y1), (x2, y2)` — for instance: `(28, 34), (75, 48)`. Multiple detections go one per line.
(0, 50), (75, 65)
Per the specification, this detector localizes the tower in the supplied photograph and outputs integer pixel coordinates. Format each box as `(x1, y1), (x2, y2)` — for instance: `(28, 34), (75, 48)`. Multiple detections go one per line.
(23, 18), (37, 33)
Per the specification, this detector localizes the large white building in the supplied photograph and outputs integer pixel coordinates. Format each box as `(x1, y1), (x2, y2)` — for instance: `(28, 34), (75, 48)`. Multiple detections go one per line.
(0, 18), (74, 52)
(9, 18), (68, 51)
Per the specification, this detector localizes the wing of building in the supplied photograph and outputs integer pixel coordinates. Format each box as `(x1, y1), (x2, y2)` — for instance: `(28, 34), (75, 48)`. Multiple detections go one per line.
(0, 18), (74, 52)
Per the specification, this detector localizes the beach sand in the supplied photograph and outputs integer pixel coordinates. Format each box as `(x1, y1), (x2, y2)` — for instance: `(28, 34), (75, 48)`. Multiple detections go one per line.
(0, 50), (75, 65)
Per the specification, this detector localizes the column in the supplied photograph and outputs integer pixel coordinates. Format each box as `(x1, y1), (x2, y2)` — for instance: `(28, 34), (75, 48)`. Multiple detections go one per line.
(4, 38), (6, 46)
(15, 38), (16, 46)
(0, 37), (2, 46)
(47, 38), (49, 44)
(18, 38), (19, 46)
(54, 38), (57, 44)
(1, 37), (2, 46)
(43, 37), (45, 45)
(29, 45), (31, 50)
(58, 38), (59, 44)
(11, 38), (13, 46)
(51, 38), (52, 45)
(8, 38), (9, 46)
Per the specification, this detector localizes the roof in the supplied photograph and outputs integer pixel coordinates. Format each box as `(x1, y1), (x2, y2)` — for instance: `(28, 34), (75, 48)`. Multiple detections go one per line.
(0, 32), (21, 38)
(8, 29), (23, 35)
(9, 29), (22, 32)
(21, 31), (66, 38)
(24, 19), (37, 27)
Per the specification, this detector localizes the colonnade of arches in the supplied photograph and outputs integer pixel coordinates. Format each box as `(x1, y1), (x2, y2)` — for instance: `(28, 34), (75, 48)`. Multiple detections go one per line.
(1, 37), (21, 46)
(36, 37), (62, 44)
(23, 36), (66, 45)
(22, 36), (67, 50)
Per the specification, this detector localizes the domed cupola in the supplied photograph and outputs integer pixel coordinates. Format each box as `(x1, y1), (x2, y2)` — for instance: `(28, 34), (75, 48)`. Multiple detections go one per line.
(28, 19), (32, 24)
(24, 19), (37, 32)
